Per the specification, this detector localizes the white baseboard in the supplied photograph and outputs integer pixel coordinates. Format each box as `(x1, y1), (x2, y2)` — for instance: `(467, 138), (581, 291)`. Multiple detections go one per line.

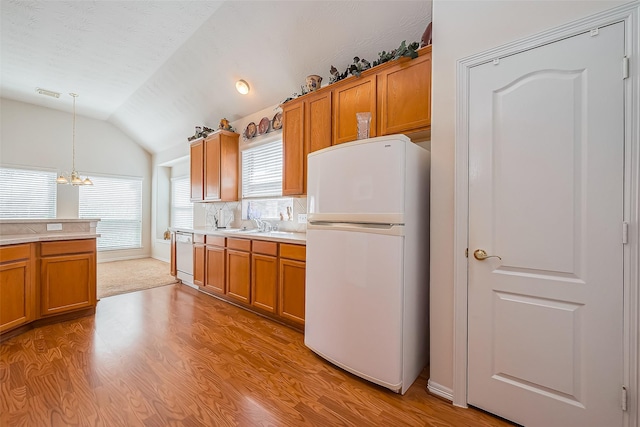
(152, 255), (170, 263)
(427, 379), (454, 402)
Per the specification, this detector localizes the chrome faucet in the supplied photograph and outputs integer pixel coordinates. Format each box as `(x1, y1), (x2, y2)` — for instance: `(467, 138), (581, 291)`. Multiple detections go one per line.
(252, 218), (272, 232)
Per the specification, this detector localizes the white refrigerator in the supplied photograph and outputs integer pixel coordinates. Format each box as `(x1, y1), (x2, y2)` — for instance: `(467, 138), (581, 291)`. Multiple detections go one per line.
(305, 134), (430, 394)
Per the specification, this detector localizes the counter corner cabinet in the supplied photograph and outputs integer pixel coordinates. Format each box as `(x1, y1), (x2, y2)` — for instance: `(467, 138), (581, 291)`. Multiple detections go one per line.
(1, 237), (97, 340)
(0, 243), (36, 333)
(190, 130), (239, 202)
(40, 239), (96, 317)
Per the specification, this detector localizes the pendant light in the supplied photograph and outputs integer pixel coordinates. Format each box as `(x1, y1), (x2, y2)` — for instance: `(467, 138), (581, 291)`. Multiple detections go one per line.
(56, 93), (93, 186)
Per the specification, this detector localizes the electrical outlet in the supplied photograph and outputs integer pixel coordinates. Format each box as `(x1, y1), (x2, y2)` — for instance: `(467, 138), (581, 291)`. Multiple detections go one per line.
(47, 223), (63, 231)
(297, 214), (307, 224)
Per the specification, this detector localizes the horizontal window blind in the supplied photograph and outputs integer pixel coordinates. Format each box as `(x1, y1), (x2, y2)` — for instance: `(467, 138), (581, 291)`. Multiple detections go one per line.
(79, 175), (142, 251)
(242, 140), (283, 198)
(171, 176), (193, 229)
(0, 167), (57, 218)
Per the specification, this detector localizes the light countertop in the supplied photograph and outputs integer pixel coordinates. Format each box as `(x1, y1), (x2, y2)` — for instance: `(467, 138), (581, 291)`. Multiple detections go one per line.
(171, 226), (306, 245)
(0, 232), (100, 246)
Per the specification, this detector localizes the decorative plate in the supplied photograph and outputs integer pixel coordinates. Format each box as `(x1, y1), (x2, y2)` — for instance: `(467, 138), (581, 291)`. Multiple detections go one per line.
(272, 112), (283, 130)
(258, 117), (270, 135)
(244, 122), (257, 139)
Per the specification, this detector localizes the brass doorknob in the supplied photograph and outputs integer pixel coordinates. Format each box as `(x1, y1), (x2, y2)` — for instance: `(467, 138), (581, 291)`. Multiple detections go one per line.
(474, 249), (502, 261)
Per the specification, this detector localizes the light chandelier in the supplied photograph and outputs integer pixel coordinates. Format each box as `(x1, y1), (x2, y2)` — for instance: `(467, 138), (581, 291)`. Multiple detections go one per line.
(56, 93), (93, 186)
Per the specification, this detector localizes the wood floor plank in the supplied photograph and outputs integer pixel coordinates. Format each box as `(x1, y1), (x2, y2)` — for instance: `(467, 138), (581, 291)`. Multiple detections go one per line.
(0, 283), (514, 426)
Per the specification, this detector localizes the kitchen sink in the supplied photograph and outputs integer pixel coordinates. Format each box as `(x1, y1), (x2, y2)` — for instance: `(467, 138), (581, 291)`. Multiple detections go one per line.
(224, 228), (259, 233)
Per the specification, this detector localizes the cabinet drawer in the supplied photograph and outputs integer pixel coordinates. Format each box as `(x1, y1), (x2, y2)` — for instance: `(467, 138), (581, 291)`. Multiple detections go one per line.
(206, 235), (225, 247)
(227, 238), (251, 252)
(252, 240), (278, 256)
(280, 244), (306, 261)
(0, 244), (31, 263)
(41, 239), (95, 257)
(194, 234), (205, 244)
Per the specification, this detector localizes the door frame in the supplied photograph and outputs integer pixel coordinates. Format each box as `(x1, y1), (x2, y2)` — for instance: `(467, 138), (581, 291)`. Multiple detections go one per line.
(452, 2), (640, 425)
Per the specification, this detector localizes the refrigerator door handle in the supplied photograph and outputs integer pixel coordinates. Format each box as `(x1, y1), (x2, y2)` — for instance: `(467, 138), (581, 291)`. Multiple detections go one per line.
(307, 221), (405, 236)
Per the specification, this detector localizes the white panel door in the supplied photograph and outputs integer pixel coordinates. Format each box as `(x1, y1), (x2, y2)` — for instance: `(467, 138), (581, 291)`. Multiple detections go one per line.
(304, 226), (404, 390)
(307, 135), (408, 223)
(468, 23), (624, 427)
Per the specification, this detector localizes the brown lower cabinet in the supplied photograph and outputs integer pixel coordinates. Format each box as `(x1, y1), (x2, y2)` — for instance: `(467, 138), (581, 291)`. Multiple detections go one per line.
(204, 235), (225, 295)
(226, 238), (251, 303)
(195, 235), (306, 328)
(0, 243), (35, 333)
(279, 244), (306, 325)
(193, 234), (205, 286)
(1, 239), (97, 339)
(251, 241), (278, 313)
(40, 239), (97, 317)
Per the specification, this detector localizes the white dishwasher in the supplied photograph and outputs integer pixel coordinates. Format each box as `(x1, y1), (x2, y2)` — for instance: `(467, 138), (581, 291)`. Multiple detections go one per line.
(175, 231), (194, 286)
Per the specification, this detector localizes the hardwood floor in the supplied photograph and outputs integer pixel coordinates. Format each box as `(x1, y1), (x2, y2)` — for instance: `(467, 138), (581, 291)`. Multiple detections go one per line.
(0, 283), (512, 426)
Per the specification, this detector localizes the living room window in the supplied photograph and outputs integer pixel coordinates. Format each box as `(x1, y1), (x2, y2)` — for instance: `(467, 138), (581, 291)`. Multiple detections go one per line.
(0, 167), (57, 219)
(79, 174), (142, 251)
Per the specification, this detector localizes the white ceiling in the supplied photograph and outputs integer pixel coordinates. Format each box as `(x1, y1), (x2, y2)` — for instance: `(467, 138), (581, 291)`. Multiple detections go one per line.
(1, 1), (432, 154)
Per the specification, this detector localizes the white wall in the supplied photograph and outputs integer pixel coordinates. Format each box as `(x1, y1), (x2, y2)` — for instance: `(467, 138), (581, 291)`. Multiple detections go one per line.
(0, 97), (152, 262)
(429, 0), (628, 394)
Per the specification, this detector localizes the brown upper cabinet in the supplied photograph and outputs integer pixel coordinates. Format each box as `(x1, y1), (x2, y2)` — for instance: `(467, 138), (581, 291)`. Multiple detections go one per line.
(281, 46), (431, 196)
(190, 130), (239, 202)
(377, 46), (432, 136)
(190, 139), (204, 202)
(332, 74), (377, 145)
(282, 90), (332, 197)
(306, 90), (333, 154)
(282, 101), (306, 196)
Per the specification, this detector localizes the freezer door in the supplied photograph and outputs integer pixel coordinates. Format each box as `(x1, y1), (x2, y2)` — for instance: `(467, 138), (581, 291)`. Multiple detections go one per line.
(304, 226), (404, 391)
(307, 136), (407, 224)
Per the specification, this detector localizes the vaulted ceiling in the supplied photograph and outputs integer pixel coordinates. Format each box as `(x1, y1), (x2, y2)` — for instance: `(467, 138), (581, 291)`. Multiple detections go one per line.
(1, 1), (432, 154)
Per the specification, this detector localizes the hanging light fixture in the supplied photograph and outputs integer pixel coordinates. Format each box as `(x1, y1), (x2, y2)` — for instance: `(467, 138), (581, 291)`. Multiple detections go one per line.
(56, 93), (93, 186)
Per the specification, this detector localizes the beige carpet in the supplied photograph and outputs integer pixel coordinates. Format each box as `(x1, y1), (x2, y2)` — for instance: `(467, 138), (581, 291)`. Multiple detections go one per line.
(97, 258), (178, 299)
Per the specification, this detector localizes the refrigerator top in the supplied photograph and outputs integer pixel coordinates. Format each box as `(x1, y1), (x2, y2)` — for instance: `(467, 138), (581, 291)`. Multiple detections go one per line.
(307, 134), (419, 224)
(307, 134), (412, 159)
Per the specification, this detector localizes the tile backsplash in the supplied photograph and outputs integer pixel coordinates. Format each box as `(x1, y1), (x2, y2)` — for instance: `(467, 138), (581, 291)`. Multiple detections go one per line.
(202, 197), (307, 233)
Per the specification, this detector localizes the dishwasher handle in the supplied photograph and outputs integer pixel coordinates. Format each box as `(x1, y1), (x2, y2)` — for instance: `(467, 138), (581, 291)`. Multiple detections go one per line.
(175, 232), (193, 244)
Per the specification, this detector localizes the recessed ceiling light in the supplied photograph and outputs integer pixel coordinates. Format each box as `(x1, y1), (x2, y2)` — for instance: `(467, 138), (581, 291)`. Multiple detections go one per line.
(236, 80), (250, 95)
(36, 87), (61, 98)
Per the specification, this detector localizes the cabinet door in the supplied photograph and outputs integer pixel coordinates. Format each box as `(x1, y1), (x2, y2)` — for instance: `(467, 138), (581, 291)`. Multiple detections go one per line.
(205, 245), (226, 294)
(204, 134), (221, 201)
(170, 232), (177, 276)
(377, 49), (431, 135)
(251, 254), (278, 313)
(333, 75), (377, 145)
(306, 91), (332, 154)
(282, 100), (305, 196)
(279, 259), (306, 325)
(0, 253), (34, 333)
(40, 252), (95, 316)
(190, 139), (204, 202)
(193, 243), (205, 286)
(226, 249), (250, 303)
(219, 132), (239, 201)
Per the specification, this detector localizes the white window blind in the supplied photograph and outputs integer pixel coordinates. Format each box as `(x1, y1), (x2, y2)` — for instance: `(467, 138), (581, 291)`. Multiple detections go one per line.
(242, 140), (283, 198)
(79, 175), (142, 251)
(171, 176), (193, 229)
(0, 167), (57, 218)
